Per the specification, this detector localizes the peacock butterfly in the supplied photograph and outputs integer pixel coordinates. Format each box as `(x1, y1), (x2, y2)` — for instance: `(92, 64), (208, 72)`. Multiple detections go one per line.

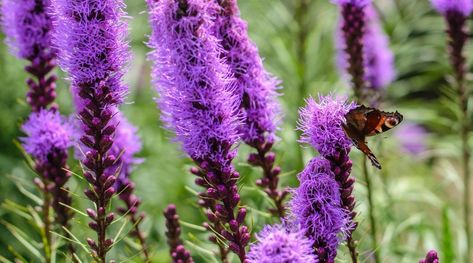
(342, 105), (403, 169)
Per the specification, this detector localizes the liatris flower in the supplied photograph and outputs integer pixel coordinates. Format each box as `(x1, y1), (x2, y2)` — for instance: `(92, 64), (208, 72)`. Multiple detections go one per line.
(336, 5), (395, 94)
(52, 0), (130, 261)
(147, 0), (249, 261)
(213, 0), (287, 218)
(1, 0), (57, 112)
(431, 0), (472, 260)
(394, 122), (427, 156)
(298, 95), (358, 261)
(332, 0), (371, 102)
(21, 109), (75, 255)
(291, 157), (352, 262)
(164, 204), (194, 263)
(419, 250), (439, 263)
(247, 224), (317, 263)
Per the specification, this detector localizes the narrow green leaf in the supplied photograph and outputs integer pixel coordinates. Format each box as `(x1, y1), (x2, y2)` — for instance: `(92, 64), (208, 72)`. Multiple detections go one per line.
(2, 221), (43, 260)
(179, 220), (206, 232)
(441, 206), (455, 263)
(15, 182), (43, 205)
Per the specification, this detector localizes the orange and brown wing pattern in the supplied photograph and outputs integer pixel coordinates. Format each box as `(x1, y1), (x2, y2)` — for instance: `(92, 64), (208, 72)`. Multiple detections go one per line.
(343, 105), (403, 170)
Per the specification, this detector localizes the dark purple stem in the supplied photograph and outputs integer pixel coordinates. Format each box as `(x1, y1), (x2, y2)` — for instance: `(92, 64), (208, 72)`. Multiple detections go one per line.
(327, 150), (358, 263)
(341, 3), (367, 102)
(117, 182), (150, 261)
(192, 159), (250, 262)
(163, 204), (194, 263)
(248, 140), (288, 218)
(445, 10), (470, 262)
(80, 84), (119, 262)
(24, 53), (57, 112)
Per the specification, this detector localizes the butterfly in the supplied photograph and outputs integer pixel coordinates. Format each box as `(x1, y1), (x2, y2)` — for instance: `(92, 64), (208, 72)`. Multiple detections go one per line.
(342, 105), (403, 169)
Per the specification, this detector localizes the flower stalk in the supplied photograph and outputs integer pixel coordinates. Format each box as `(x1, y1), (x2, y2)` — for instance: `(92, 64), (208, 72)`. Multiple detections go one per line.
(52, 0), (130, 261)
(213, 0), (286, 218)
(163, 204), (194, 263)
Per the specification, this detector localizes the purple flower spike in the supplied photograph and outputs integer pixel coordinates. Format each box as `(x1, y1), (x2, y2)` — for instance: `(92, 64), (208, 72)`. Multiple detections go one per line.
(52, 0), (130, 261)
(213, 0), (279, 145)
(431, 0), (473, 16)
(1, 0), (54, 60)
(2, 0), (57, 112)
(291, 157), (353, 262)
(336, 5), (395, 92)
(21, 110), (72, 162)
(332, 0), (370, 102)
(298, 95), (358, 261)
(298, 95), (355, 158)
(247, 224), (318, 263)
(214, 0), (286, 218)
(21, 109), (75, 253)
(419, 250), (439, 263)
(147, 0), (249, 261)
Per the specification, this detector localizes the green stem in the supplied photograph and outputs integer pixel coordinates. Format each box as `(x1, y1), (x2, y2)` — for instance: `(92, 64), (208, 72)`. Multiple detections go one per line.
(362, 156), (380, 263)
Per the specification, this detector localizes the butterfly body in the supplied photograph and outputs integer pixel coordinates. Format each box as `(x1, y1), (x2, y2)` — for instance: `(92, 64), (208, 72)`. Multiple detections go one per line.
(342, 105), (403, 169)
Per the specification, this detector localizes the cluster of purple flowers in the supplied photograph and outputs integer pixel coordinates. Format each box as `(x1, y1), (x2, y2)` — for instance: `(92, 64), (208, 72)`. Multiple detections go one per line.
(51, 0), (133, 261)
(147, 0), (249, 260)
(247, 224), (317, 263)
(336, 4), (395, 93)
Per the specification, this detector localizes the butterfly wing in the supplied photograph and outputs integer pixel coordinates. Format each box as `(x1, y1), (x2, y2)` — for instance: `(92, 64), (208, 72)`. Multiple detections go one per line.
(342, 121), (382, 170)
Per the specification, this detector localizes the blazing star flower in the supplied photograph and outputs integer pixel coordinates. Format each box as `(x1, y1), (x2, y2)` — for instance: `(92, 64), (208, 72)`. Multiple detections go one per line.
(52, 0), (130, 260)
(213, 0), (286, 218)
(291, 156), (352, 261)
(431, 0), (473, 16)
(298, 95), (355, 158)
(147, 0), (249, 260)
(53, 0), (129, 105)
(213, 0), (279, 146)
(2, 0), (57, 111)
(148, 0), (240, 164)
(419, 250), (439, 263)
(1, 0), (54, 60)
(336, 5), (395, 90)
(247, 224), (318, 263)
(21, 109), (72, 162)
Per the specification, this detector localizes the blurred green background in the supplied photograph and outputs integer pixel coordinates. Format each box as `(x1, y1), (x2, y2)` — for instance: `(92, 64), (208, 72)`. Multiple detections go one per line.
(0, 0), (469, 262)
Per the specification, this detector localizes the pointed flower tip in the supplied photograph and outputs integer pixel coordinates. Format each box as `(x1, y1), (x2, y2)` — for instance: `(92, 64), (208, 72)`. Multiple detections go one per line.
(298, 95), (355, 158)
(247, 224), (317, 263)
(147, 0), (241, 163)
(331, 0), (371, 7)
(419, 250), (439, 263)
(431, 0), (473, 16)
(1, 0), (54, 60)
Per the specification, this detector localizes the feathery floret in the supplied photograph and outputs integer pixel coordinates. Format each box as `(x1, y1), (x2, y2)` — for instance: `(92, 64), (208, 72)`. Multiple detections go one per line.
(290, 156), (352, 261)
(21, 109), (72, 162)
(247, 224), (318, 263)
(213, 0), (279, 145)
(298, 95), (355, 158)
(148, 0), (240, 164)
(1, 0), (54, 60)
